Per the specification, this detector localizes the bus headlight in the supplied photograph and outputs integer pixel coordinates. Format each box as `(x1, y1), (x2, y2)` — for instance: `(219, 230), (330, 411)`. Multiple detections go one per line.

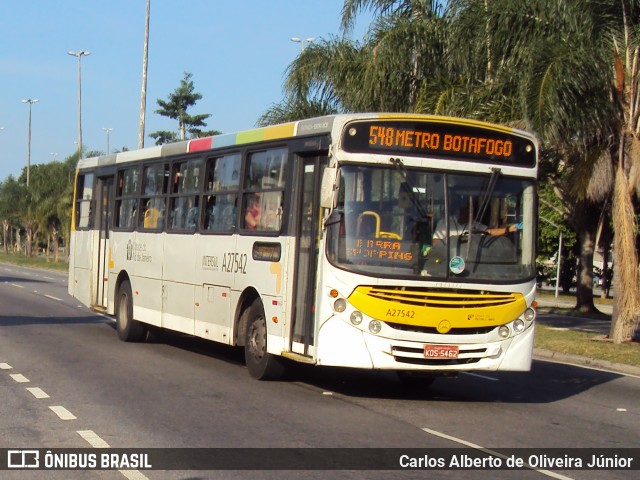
(513, 319), (525, 333)
(369, 320), (382, 335)
(524, 307), (536, 322)
(498, 325), (510, 338)
(333, 298), (347, 313)
(350, 311), (363, 325)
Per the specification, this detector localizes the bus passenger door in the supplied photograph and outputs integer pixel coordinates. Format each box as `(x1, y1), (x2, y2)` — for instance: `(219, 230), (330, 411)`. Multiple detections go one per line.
(290, 156), (324, 356)
(93, 176), (113, 309)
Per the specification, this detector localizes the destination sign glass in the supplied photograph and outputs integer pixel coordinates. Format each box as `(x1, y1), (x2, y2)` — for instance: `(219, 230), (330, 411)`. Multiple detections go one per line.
(341, 120), (536, 166)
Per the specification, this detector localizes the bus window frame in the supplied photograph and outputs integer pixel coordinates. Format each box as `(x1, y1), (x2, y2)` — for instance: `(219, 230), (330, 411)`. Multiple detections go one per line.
(167, 157), (203, 233)
(74, 171), (96, 230)
(239, 146), (290, 236)
(138, 162), (169, 232)
(113, 165), (141, 231)
(201, 152), (242, 235)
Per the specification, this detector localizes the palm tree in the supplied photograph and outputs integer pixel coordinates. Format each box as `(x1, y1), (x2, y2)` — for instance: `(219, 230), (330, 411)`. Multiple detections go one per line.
(280, 0), (639, 340)
(421, 0), (636, 336)
(481, 0), (640, 341)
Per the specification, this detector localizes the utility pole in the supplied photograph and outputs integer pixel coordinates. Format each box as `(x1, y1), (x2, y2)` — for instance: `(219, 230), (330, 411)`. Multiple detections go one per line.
(68, 50), (91, 158)
(138, 0), (150, 149)
(21, 99), (39, 187)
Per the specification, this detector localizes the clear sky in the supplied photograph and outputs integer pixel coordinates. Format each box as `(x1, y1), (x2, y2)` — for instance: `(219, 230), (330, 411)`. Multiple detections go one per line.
(0, 0), (371, 182)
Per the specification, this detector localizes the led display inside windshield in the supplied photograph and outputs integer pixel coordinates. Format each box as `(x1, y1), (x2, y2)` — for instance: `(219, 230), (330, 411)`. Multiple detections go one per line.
(342, 120), (536, 166)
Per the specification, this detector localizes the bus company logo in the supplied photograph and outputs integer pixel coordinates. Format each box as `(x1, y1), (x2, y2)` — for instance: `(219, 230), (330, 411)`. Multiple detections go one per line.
(126, 240), (153, 263)
(202, 255), (219, 271)
(437, 320), (452, 334)
(8, 450), (39, 468)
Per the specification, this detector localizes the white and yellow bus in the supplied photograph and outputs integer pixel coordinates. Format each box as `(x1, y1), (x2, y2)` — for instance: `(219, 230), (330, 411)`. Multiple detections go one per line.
(68, 113), (538, 383)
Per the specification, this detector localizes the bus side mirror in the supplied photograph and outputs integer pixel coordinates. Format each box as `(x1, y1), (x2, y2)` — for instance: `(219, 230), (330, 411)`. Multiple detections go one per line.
(320, 167), (337, 209)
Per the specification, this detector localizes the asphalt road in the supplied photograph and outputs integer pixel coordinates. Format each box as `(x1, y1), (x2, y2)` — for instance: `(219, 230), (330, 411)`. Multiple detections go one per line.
(1, 263), (638, 480)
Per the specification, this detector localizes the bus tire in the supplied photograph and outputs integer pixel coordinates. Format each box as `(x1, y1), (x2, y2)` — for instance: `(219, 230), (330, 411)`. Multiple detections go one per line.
(243, 299), (285, 380)
(115, 280), (147, 342)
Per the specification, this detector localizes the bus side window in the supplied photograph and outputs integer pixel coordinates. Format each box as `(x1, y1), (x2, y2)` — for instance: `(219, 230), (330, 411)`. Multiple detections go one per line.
(139, 163), (168, 230)
(114, 167), (140, 230)
(75, 173), (94, 229)
(241, 148), (287, 233)
(203, 154), (241, 233)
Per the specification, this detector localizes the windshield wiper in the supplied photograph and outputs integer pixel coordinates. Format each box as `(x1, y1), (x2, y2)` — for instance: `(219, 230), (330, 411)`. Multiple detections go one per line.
(390, 157), (430, 220)
(473, 168), (501, 227)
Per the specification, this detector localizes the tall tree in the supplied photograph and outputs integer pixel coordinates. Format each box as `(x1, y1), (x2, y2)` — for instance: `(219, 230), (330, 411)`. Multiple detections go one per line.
(476, 0), (640, 340)
(149, 72), (216, 144)
(0, 176), (25, 254)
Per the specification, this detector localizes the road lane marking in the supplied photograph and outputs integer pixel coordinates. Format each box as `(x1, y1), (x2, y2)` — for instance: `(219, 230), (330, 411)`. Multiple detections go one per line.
(26, 387), (50, 399)
(77, 431), (150, 480)
(461, 372), (499, 381)
(10, 374), (30, 383)
(44, 294), (63, 301)
(49, 405), (77, 420)
(10, 283), (24, 288)
(421, 427), (575, 480)
(77, 430), (110, 448)
(0, 363), (12, 369)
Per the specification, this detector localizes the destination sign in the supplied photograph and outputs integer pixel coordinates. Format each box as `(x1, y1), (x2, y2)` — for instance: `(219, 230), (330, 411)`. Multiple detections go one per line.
(341, 120), (536, 166)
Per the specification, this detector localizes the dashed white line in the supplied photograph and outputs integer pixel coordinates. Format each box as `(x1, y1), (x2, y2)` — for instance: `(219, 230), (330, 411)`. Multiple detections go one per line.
(77, 431), (150, 480)
(44, 294), (63, 301)
(0, 363), (12, 370)
(77, 430), (110, 448)
(461, 372), (500, 382)
(26, 387), (50, 399)
(49, 405), (77, 420)
(10, 283), (24, 288)
(421, 427), (575, 480)
(10, 373), (30, 383)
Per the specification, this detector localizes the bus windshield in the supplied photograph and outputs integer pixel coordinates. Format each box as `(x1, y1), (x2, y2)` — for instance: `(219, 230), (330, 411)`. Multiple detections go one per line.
(326, 164), (536, 282)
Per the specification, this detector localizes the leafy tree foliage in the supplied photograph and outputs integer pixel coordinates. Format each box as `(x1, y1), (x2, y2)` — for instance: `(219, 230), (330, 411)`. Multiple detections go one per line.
(149, 72), (219, 144)
(263, 0), (639, 340)
(0, 155), (76, 260)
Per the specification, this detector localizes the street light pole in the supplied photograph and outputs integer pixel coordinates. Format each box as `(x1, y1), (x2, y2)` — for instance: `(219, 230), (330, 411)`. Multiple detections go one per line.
(102, 127), (113, 155)
(21, 98), (39, 187)
(291, 36), (315, 51)
(540, 216), (563, 298)
(68, 50), (91, 158)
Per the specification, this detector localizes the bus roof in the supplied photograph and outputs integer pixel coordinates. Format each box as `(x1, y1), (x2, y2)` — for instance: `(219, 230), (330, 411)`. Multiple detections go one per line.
(76, 113), (535, 170)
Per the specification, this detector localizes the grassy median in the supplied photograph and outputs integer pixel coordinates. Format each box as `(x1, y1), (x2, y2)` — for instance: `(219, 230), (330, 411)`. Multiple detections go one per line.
(2, 252), (638, 368)
(535, 292), (640, 367)
(535, 323), (640, 367)
(0, 252), (69, 272)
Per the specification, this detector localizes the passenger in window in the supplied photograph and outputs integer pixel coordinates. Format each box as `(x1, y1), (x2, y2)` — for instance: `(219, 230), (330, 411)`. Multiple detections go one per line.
(245, 194), (261, 230)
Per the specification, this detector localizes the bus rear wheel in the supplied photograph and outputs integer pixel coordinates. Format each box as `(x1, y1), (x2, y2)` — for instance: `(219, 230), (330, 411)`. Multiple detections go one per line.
(115, 280), (147, 342)
(244, 299), (285, 380)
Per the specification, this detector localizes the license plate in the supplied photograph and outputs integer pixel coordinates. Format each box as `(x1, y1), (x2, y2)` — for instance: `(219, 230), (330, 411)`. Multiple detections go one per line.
(424, 345), (459, 358)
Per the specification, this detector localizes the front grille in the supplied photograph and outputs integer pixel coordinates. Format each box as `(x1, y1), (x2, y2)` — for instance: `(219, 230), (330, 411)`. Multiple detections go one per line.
(391, 344), (488, 366)
(365, 286), (519, 309)
(386, 321), (496, 335)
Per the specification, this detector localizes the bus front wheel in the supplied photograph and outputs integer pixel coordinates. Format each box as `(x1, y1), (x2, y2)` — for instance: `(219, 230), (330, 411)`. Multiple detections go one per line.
(244, 299), (285, 380)
(115, 280), (147, 342)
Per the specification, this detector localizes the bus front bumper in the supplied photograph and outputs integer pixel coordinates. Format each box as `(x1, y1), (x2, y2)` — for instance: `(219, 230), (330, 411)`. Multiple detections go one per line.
(316, 315), (534, 372)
